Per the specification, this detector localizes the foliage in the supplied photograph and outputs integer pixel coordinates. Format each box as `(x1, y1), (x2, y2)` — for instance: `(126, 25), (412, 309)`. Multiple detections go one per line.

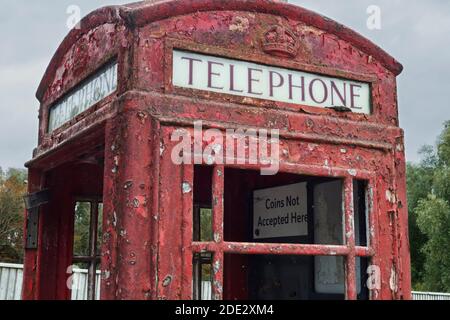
(73, 202), (91, 257)
(415, 196), (450, 291)
(0, 167), (27, 263)
(408, 121), (450, 292)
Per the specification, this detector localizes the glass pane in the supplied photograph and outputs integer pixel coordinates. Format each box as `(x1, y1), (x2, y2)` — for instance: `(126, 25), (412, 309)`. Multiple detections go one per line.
(313, 180), (344, 245)
(314, 256), (345, 295)
(97, 203), (103, 255)
(314, 255), (362, 296)
(193, 252), (213, 300)
(73, 202), (91, 256)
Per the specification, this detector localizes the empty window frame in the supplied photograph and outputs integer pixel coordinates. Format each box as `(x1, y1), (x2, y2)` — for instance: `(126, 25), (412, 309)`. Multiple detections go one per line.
(72, 200), (103, 300)
(190, 165), (373, 300)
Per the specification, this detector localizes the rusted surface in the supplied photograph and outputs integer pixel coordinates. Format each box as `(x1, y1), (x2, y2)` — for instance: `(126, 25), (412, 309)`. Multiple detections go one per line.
(24, 0), (411, 300)
(211, 166), (224, 300)
(343, 178), (356, 300)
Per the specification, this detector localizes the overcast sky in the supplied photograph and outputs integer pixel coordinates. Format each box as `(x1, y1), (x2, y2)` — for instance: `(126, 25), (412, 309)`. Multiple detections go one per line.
(1, 0), (449, 169)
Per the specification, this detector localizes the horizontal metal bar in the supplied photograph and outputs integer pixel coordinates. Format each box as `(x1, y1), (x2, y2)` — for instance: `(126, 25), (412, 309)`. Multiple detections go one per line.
(192, 242), (374, 257)
(355, 246), (374, 257)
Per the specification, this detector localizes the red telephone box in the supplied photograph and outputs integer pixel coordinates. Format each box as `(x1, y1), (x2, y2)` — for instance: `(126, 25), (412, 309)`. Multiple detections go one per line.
(23, 0), (411, 300)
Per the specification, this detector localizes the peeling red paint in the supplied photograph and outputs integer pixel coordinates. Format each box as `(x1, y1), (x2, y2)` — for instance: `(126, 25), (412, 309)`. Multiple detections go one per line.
(23, 0), (411, 300)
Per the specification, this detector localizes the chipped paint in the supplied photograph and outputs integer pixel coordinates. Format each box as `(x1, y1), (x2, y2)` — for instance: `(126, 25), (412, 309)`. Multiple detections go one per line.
(182, 182), (192, 194)
(214, 232), (221, 243)
(162, 275), (173, 287)
(229, 16), (250, 33)
(160, 141), (165, 156)
(386, 189), (396, 204)
(390, 266), (398, 294)
(23, 0), (410, 301)
(213, 260), (221, 274)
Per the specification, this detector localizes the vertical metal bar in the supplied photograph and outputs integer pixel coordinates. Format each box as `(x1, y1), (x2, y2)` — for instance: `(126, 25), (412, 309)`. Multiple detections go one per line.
(211, 165), (224, 300)
(212, 251), (224, 300)
(87, 201), (98, 301)
(344, 178), (357, 300)
(366, 178), (377, 252)
(181, 165), (194, 299)
(367, 178), (379, 300)
(192, 204), (201, 300)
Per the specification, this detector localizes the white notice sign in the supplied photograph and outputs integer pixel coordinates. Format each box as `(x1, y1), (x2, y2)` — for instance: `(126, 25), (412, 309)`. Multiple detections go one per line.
(173, 50), (371, 114)
(253, 182), (308, 239)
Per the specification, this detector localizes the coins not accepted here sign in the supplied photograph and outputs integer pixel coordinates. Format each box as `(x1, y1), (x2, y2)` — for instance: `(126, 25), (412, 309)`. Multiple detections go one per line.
(253, 182), (308, 239)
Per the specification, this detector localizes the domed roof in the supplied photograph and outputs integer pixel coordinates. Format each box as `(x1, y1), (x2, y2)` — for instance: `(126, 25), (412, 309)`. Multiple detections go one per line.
(36, 0), (402, 101)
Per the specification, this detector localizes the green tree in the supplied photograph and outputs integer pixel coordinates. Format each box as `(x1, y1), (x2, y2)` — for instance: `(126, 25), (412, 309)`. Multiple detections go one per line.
(407, 146), (435, 287)
(73, 202), (91, 257)
(415, 195), (450, 291)
(408, 121), (450, 292)
(0, 167), (27, 263)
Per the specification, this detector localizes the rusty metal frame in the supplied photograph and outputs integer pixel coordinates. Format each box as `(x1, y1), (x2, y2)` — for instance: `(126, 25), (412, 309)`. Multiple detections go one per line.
(182, 160), (376, 300)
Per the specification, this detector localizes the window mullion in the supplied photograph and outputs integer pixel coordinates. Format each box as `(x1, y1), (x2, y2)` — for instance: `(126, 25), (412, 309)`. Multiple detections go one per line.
(182, 165), (195, 299)
(211, 165), (224, 300)
(87, 201), (98, 301)
(343, 178), (357, 300)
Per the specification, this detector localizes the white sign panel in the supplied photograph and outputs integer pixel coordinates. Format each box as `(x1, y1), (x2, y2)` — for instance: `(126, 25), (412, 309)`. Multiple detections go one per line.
(48, 61), (118, 132)
(173, 50), (371, 114)
(253, 182), (308, 239)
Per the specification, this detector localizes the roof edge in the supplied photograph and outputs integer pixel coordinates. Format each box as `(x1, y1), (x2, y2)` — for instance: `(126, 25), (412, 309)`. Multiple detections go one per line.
(36, 0), (403, 102)
(35, 5), (125, 101)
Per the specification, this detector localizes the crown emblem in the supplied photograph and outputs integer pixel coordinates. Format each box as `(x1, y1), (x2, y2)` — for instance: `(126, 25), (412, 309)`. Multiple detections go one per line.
(262, 25), (299, 58)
